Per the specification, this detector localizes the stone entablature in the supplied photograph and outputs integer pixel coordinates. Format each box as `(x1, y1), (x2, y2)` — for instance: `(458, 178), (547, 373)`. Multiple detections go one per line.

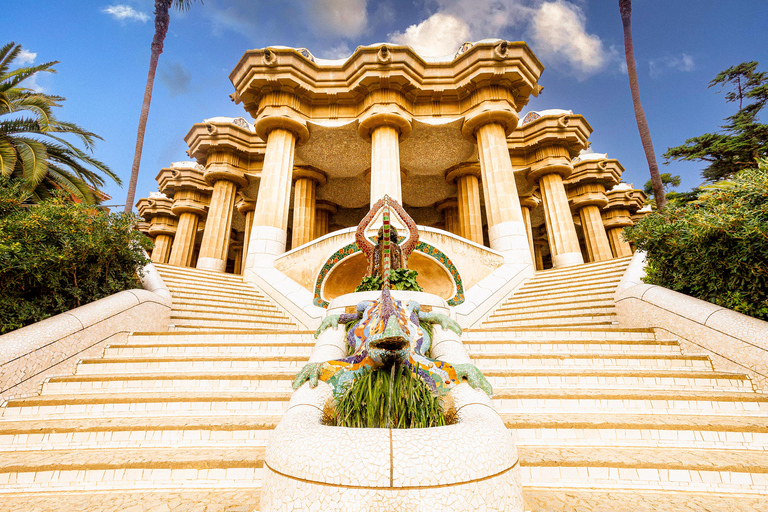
(229, 41), (544, 122)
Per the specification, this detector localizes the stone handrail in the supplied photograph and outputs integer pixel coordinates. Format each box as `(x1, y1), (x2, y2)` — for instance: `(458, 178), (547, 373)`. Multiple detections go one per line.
(615, 251), (768, 391)
(0, 261), (172, 401)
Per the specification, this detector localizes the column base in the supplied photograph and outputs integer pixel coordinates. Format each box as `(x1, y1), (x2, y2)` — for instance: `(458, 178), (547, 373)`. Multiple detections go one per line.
(243, 225), (287, 271)
(552, 251), (584, 268)
(488, 220), (533, 265)
(196, 257), (227, 273)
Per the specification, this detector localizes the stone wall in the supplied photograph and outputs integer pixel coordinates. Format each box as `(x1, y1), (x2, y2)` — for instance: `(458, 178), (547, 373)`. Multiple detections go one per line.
(0, 262), (172, 401)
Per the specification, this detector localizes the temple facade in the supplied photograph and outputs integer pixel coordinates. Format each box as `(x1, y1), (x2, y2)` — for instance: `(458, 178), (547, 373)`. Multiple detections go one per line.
(137, 40), (647, 317)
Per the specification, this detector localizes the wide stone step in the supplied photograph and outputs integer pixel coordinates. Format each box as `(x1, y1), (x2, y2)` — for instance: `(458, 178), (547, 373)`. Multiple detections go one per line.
(156, 267), (250, 285)
(465, 339), (681, 355)
(531, 257), (632, 278)
(162, 278), (264, 296)
(487, 306), (617, 322)
(461, 327), (657, 342)
(0, 488), (263, 512)
(76, 357), (310, 374)
(170, 309), (293, 323)
(126, 332), (315, 344)
(513, 278), (622, 296)
(155, 263), (247, 281)
(40, 373), (296, 395)
(493, 295), (616, 313)
(170, 288), (270, 303)
(169, 315), (296, 330)
(1, 392), (291, 419)
(481, 369), (752, 391)
(471, 352), (712, 369)
(482, 315), (617, 328)
(520, 469), (767, 512)
(105, 343), (314, 358)
(491, 388), (768, 415)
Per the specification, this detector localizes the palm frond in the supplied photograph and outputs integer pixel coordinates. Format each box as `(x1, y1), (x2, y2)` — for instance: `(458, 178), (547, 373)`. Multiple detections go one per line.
(0, 137), (18, 176)
(13, 136), (48, 186)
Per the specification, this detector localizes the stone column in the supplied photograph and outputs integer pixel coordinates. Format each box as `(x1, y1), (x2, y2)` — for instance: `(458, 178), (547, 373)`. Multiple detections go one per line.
(446, 165), (483, 244)
(527, 146), (583, 268)
(236, 196), (256, 274)
(520, 195), (540, 267)
(291, 168), (326, 248)
(137, 195), (177, 264)
(603, 186), (646, 258)
(359, 108), (412, 207)
(533, 239), (546, 271)
(461, 103), (531, 264)
(436, 199), (461, 236)
(197, 151), (249, 272)
(314, 201), (337, 239)
(245, 113), (309, 271)
(571, 185), (613, 262)
(168, 189), (209, 267)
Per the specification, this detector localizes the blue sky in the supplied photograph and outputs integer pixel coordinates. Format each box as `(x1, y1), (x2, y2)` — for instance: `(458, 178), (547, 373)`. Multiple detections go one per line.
(7, 0), (768, 210)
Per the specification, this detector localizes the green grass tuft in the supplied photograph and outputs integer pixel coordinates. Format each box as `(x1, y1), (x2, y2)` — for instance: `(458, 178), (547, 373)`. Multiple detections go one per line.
(330, 365), (449, 429)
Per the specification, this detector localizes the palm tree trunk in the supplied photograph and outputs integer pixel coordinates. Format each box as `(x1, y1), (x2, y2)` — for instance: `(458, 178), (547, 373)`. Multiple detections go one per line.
(619, 0), (666, 211)
(124, 1), (172, 213)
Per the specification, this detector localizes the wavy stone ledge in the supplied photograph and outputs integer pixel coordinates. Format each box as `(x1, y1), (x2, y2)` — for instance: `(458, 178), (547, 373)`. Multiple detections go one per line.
(0, 262), (172, 401)
(616, 282), (768, 392)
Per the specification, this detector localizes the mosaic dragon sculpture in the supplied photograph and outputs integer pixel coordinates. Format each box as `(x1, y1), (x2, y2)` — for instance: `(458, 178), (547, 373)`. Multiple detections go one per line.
(292, 196), (492, 398)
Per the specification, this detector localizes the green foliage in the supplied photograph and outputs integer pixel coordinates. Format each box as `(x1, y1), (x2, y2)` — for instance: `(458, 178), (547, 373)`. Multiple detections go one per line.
(1, 42), (118, 203)
(354, 268), (424, 292)
(330, 365), (449, 429)
(664, 61), (768, 182)
(0, 181), (153, 333)
(623, 161), (768, 320)
(643, 173), (681, 197)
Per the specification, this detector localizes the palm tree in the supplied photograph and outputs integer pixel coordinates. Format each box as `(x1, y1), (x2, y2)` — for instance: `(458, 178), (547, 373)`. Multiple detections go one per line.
(124, 0), (202, 213)
(619, 0), (666, 210)
(0, 42), (118, 203)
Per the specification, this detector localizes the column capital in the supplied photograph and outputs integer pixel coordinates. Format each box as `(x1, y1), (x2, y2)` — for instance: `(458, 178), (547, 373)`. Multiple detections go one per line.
(254, 106), (309, 145)
(315, 199), (338, 214)
(435, 197), (460, 212)
(461, 100), (518, 142)
(171, 197), (208, 217)
(292, 166), (327, 185)
(519, 194), (540, 210)
(445, 163), (482, 184)
(526, 150), (573, 182)
(236, 195), (257, 215)
(358, 105), (413, 142)
(137, 195), (178, 237)
(204, 167), (249, 189)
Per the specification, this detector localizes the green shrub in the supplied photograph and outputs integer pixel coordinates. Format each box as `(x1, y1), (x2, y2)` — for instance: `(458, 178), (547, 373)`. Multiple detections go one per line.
(329, 365), (450, 429)
(0, 182), (153, 333)
(623, 161), (768, 320)
(355, 268), (423, 292)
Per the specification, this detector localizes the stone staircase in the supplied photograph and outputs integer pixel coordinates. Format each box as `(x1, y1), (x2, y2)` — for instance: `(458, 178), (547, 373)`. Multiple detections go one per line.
(1, 258), (766, 511)
(154, 264), (297, 332)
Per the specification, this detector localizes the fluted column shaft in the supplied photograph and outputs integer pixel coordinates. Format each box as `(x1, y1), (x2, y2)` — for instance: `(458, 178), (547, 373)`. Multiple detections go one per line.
(241, 209), (255, 271)
(475, 122), (530, 262)
(292, 177), (317, 248)
(607, 227), (633, 257)
(456, 174), (483, 244)
(579, 204), (613, 262)
(315, 210), (330, 239)
(168, 212), (199, 267)
(151, 234), (173, 264)
(197, 179), (238, 272)
(370, 125), (402, 207)
(539, 172), (583, 267)
(445, 206), (460, 235)
(245, 128), (298, 271)
(533, 241), (545, 271)
(521, 207), (535, 265)
(603, 207), (634, 258)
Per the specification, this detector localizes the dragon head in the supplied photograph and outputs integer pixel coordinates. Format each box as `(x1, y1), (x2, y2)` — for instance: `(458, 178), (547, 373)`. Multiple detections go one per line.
(364, 289), (420, 367)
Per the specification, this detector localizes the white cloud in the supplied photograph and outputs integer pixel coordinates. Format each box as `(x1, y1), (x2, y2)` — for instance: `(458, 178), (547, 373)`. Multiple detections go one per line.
(17, 49), (37, 64)
(529, 1), (608, 79)
(649, 53), (695, 79)
(389, 13), (471, 58)
(308, 0), (368, 38)
(102, 5), (150, 23)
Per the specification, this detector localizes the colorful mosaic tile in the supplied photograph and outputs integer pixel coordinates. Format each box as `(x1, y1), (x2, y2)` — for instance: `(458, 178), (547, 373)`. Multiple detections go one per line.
(313, 239), (465, 308)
